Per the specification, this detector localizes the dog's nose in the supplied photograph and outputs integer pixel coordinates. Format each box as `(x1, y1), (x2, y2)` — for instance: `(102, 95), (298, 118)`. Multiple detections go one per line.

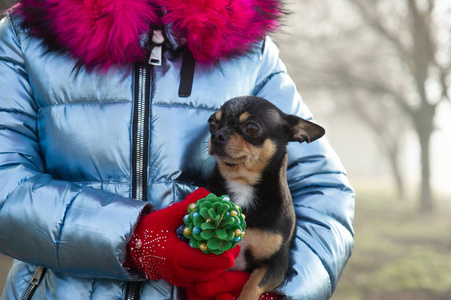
(211, 131), (229, 144)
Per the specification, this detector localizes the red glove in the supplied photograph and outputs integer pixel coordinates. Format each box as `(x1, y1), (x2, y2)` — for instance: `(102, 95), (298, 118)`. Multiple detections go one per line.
(190, 270), (249, 299)
(187, 270), (284, 300)
(186, 291), (284, 300)
(125, 188), (240, 287)
(186, 289), (284, 300)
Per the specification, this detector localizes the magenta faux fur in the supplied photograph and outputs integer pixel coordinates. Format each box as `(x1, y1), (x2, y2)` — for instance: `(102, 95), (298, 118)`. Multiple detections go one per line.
(12, 0), (283, 70)
(159, 0), (282, 63)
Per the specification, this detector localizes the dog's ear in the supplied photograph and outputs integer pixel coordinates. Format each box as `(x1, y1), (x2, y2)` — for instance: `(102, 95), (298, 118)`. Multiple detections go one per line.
(285, 115), (325, 143)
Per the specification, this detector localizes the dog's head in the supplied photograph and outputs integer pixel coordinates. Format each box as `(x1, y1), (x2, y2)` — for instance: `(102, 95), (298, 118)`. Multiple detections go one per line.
(208, 96), (325, 185)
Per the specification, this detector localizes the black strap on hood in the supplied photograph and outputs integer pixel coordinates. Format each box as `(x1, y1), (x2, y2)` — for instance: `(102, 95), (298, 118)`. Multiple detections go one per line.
(178, 49), (196, 98)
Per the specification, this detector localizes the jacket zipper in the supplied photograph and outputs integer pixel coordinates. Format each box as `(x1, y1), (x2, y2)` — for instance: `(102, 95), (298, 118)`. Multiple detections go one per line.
(125, 281), (143, 300)
(22, 266), (47, 300)
(126, 29), (164, 300)
(132, 64), (151, 202)
(126, 64), (151, 300)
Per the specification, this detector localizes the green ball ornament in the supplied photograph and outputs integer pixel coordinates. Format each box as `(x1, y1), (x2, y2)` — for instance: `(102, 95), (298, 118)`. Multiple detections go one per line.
(183, 193), (246, 254)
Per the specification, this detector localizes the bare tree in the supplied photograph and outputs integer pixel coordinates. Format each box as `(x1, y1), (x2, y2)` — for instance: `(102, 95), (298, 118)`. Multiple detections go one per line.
(345, 89), (409, 200)
(277, 0), (450, 211)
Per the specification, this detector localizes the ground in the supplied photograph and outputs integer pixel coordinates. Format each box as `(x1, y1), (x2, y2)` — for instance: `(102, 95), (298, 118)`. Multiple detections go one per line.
(331, 186), (451, 300)
(1, 186), (450, 298)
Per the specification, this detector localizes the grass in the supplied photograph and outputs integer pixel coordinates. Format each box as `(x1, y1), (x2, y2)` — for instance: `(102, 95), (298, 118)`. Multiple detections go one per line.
(332, 185), (451, 300)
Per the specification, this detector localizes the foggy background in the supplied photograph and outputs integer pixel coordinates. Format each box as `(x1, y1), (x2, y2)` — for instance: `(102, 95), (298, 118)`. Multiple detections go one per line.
(1, 0), (450, 299)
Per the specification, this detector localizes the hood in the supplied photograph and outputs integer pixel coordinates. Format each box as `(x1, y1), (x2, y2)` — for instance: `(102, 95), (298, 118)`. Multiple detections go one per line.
(11, 0), (283, 70)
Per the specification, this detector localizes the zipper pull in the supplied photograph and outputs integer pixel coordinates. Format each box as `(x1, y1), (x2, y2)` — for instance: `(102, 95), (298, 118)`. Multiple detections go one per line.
(30, 266), (46, 286)
(149, 30), (165, 66)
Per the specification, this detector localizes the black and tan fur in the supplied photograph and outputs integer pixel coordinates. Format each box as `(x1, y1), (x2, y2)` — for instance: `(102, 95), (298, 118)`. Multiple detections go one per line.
(207, 96), (325, 300)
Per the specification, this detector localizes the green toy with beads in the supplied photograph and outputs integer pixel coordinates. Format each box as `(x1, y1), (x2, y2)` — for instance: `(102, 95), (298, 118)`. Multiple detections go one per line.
(183, 193), (246, 254)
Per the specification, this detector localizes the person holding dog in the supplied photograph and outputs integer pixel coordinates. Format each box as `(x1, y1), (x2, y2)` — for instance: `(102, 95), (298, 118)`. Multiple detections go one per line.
(0, 0), (355, 299)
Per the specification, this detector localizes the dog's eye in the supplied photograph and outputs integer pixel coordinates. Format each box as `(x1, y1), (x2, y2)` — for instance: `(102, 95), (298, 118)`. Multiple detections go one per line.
(244, 122), (259, 135)
(208, 119), (217, 132)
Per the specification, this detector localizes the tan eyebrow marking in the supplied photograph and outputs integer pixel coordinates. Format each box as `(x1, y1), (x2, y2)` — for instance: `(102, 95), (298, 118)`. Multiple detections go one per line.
(215, 110), (222, 121)
(239, 112), (250, 123)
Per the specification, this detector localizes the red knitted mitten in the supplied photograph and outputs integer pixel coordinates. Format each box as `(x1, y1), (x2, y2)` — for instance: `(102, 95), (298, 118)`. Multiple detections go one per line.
(188, 270), (284, 300)
(191, 270), (249, 299)
(125, 188), (240, 288)
(215, 292), (285, 300)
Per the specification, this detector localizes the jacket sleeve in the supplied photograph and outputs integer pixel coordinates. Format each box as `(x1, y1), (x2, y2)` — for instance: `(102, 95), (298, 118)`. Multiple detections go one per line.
(0, 15), (149, 281)
(252, 37), (355, 299)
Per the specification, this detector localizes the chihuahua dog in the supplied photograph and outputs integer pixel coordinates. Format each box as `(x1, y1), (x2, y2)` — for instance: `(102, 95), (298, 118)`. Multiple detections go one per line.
(207, 96), (325, 300)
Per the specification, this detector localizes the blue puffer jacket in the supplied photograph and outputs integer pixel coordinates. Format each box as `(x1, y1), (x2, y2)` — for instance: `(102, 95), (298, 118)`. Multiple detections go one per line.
(0, 1), (354, 299)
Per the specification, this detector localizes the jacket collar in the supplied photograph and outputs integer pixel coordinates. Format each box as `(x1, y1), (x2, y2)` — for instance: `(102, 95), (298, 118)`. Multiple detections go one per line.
(12, 0), (283, 71)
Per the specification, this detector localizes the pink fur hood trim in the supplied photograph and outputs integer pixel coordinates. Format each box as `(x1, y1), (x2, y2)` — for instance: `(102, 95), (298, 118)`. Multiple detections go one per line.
(12, 0), (283, 70)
